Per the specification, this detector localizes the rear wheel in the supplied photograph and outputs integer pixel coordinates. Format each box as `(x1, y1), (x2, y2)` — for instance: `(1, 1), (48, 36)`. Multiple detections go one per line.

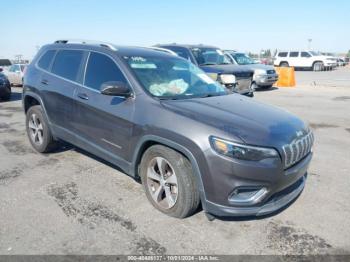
(140, 145), (200, 218)
(26, 105), (58, 153)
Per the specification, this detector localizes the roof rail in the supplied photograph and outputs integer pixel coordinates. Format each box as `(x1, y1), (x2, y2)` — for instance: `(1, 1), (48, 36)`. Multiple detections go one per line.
(53, 39), (117, 51)
(147, 47), (178, 56)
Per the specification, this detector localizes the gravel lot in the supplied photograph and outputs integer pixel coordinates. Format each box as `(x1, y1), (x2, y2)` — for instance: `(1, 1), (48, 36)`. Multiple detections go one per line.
(0, 67), (349, 255)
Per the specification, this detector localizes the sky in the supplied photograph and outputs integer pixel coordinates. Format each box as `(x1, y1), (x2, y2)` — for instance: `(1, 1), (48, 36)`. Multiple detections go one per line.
(1, 0), (349, 59)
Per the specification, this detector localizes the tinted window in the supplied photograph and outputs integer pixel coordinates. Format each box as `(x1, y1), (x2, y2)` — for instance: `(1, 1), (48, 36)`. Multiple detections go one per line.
(163, 46), (192, 61)
(84, 52), (127, 91)
(278, 52), (288, 57)
(301, 52), (311, 58)
(289, 52), (299, 57)
(51, 50), (84, 81)
(38, 50), (56, 71)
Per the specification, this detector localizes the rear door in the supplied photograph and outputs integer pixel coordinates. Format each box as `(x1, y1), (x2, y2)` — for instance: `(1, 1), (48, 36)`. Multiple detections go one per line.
(40, 49), (86, 140)
(288, 51), (300, 67)
(74, 51), (134, 165)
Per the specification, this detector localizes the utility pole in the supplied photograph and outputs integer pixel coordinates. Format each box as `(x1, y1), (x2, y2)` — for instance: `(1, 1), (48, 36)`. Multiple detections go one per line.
(307, 39), (312, 50)
(14, 54), (23, 63)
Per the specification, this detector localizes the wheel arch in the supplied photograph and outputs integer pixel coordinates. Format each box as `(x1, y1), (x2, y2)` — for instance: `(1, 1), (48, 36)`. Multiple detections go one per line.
(131, 135), (207, 202)
(279, 61), (289, 66)
(312, 60), (323, 66)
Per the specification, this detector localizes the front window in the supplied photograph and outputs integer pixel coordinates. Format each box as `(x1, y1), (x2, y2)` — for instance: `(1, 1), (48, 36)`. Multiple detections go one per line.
(230, 53), (256, 65)
(191, 48), (232, 66)
(309, 51), (321, 56)
(123, 55), (226, 99)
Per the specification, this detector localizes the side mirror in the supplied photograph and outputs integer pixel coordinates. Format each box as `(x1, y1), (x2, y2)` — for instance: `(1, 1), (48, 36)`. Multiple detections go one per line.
(100, 81), (132, 97)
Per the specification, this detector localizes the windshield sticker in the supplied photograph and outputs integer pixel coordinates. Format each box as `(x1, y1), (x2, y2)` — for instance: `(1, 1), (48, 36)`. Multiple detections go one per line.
(130, 56), (146, 62)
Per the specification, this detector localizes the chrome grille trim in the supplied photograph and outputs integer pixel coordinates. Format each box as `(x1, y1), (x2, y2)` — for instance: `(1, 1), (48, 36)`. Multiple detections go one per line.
(282, 132), (314, 168)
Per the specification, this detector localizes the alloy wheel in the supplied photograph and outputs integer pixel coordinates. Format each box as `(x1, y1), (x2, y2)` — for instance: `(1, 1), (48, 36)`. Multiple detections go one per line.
(146, 157), (178, 209)
(28, 113), (44, 145)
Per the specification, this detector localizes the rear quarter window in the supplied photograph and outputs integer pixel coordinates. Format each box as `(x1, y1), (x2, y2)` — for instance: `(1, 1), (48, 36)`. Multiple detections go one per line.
(38, 50), (56, 71)
(278, 52), (288, 57)
(51, 50), (84, 81)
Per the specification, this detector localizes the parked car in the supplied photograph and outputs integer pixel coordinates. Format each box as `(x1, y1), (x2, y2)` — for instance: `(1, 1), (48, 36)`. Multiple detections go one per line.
(156, 44), (254, 97)
(0, 59), (12, 72)
(0, 69), (11, 101)
(336, 58), (346, 67)
(274, 51), (337, 71)
(225, 50), (278, 89)
(23, 40), (314, 219)
(6, 63), (26, 86)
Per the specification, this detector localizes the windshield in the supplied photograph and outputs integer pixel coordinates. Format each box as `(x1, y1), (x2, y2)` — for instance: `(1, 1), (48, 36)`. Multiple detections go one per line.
(231, 53), (256, 65)
(309, 51), (321, 56)
(191, 47), (232, 66)
(123, 55), (227, 99)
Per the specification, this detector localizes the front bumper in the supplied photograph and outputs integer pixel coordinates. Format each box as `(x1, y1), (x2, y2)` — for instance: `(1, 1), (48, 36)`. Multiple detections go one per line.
(201, 148), (312, 217)
(254, 74), (279, 86)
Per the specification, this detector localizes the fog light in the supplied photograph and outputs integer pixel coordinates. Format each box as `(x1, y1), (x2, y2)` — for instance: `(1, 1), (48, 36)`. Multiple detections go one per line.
(229, 187), (267, 206)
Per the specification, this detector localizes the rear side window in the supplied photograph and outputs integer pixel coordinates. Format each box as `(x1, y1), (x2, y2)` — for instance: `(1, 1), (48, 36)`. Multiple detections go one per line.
(51, 50), (84, 81)
(289, 52), (299, 57)
(84, 52), (127, 91)
(38, 50), (56, 71)
(301, 52), (311, 58)
(278, 52), (288, 57)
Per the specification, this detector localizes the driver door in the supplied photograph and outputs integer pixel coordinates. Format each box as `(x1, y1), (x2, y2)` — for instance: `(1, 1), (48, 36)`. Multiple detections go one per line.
(74, 51), (134, 167)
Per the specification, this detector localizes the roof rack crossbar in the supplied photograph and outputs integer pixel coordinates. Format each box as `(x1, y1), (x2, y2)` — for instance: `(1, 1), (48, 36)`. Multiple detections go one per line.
(54, 39), (117, 51)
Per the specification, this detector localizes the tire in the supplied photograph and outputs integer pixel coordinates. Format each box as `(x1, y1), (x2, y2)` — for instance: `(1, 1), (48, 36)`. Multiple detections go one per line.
(280, 62), (289, 67)
(26, 105), (58, 153)
(140, 145), (200, 218)
(313, 62), (324, 71)
(259, 85), (273, 90)
(1, 87), (11, 101)
(250, 82), (258, 91)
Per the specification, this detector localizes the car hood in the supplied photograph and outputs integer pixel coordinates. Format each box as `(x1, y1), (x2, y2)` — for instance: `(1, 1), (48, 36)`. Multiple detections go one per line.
(200, 64), (254, 77)
(161, 94), (309, 150)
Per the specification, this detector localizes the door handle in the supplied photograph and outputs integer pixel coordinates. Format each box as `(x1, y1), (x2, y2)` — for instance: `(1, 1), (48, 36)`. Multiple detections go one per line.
(77, 93), (89, 100)
(41, 79), (49, 85)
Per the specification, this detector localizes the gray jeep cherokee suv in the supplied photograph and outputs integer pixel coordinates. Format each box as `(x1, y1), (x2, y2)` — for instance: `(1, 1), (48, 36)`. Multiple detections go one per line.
(23, 40), (314, 219)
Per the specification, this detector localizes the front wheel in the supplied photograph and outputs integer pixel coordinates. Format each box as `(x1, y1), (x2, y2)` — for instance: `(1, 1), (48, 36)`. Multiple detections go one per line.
(313, 62), (324, 71)
(140, 145), (200, 218)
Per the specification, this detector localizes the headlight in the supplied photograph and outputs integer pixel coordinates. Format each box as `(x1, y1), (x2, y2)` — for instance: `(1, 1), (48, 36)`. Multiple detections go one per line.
(219, 74), (236, 85)
(210, 136), (279, 161)
(254, 69), (266, 75)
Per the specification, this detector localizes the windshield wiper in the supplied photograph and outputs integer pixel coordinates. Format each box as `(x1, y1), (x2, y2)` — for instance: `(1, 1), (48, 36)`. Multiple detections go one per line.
(199, 62), (217, 66)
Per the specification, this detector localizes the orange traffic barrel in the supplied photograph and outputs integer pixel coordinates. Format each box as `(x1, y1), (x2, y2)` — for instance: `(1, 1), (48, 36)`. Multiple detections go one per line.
(274, 67), (296, 87)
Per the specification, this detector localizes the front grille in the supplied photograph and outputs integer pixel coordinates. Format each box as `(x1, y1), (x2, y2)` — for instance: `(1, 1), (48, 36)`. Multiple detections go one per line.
(282, 132), (314, 168)
(233, 72), (253, 78)
(267, 69), (276, 74)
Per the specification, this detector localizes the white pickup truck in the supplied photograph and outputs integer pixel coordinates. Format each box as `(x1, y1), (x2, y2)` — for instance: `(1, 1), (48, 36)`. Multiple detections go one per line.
(274, 51), (337, 71)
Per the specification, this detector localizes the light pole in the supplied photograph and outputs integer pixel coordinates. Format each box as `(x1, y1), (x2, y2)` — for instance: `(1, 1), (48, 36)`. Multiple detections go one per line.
(308, 39), (312, 50)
